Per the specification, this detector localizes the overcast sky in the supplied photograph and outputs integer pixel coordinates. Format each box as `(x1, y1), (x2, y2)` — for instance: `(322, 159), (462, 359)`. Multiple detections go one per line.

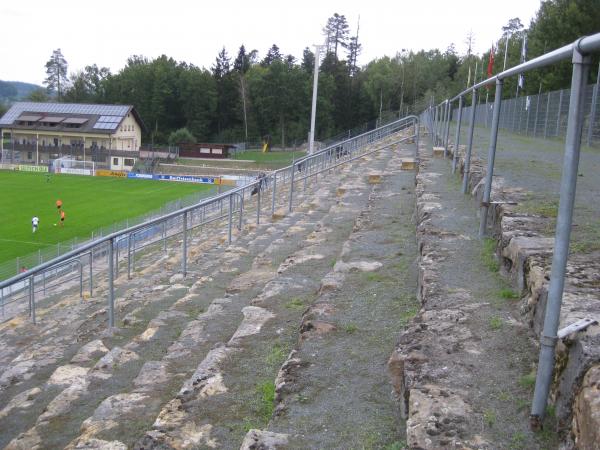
(1, 0), (542, 86)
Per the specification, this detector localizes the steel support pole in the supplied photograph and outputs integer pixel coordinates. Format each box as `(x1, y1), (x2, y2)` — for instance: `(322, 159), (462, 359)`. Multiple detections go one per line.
(479, 79), (504, 237)
(107, 238), (115, 328)
(271, 173), (277, 215)
(288, 164), (295, 212)
(544, 92), (551, 139)
(79, 262), (83, 298)
(238, 191), (244, 231)
(444, 101), (451, 157)
(256, 184), (261, 225)
(182, 211), (187, 277)
(228, 195), (233, 244)
(29, 276), (35, 324)
(462, 90), (478, 194)
(556, 89), (564, 136)
(89, 251), (93, 297)
(452, 96), (464, 173)
(531, 48), (590, 428)
(415, 118), (421, 158)
(127, 234), (132, 280)
(433, 107), (438, 145)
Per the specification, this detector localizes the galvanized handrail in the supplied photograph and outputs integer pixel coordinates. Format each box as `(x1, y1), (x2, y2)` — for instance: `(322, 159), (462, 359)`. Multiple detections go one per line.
(0, 114), (418, 326)
(423, 32), (600, 428)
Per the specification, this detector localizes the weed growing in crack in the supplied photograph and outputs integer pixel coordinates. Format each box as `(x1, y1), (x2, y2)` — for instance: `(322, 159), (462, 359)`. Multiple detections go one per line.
(266, 342), (290, 368)
(343, 323), (359, 334)
(499, 288), (519, 300)
(285, 298), (305, 310)
(481, 238), (499, 272)
(383, 441), (407, 450)
(519, 372), (536, 390)
(509, 431), (527, 449)
(257, 380), (276, 422)
(399, 307), (418, 326)
(483, 409), (496, 427)
(489, 316), (503, 330)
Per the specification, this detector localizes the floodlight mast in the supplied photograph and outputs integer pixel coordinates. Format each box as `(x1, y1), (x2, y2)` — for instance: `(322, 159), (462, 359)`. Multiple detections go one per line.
(309, 44), (324, 155)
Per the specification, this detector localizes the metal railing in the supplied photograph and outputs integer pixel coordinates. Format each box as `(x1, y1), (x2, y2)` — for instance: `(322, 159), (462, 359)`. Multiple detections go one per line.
(452, 80), (600, 146)
(0, 115), (418, 329)
(423, 33), (600, 428)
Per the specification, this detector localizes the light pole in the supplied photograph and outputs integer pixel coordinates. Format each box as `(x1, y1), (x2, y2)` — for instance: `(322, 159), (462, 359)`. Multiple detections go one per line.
(309, 44), (324, 155)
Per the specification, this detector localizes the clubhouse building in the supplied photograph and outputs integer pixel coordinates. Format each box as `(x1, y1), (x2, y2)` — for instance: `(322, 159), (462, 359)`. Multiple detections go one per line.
(0, 102), (147, 171)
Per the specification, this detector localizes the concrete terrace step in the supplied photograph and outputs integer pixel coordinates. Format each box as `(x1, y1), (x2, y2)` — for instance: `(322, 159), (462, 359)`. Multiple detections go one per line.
(246, 145), (419, 449)
(0, 137), (405, 448)
(128, 152), (398, 449)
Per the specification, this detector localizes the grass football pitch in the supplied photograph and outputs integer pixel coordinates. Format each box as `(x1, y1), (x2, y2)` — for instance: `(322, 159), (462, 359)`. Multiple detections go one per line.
(0, 170), (213, 264)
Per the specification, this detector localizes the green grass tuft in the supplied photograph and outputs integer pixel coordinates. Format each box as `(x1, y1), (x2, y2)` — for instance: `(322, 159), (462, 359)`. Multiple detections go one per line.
(489, 316), (503, 330)
(519, 372), (537, 390)
(481, 238), (499, 272)
(284, 298), (305, 311)
(500, 288), (519, 299)
(257, 381), (276, 422)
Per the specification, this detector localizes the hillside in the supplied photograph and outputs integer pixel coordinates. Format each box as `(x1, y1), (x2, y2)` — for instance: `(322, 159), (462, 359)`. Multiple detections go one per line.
(0, 80), (43, 103)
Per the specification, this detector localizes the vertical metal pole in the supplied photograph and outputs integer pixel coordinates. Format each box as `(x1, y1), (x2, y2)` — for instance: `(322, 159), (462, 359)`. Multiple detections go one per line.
(89, 251), (93, 297)
(444, 100), (451, 157)
(127, 234), (132, 280)
(462, 90), (478, 194)
(479, 80), (504, 237)
(271, 173), (277, 215)
(107, 238), (115, 328)
(182, 211), (187, 277)
(162, 221), (167, 254)
(288, 163), (295, 212)
(238, 191), (244, 231)
(309, 45), (323, 155)
(115, 239), (119, 277)
(544, 92), (551, 139)
(531, 48), (590, 427)
(29, 276), (35, 324)
(587, 62), (600, 146)
(256, 183), (261, 225)
(433, 107), (438, 145)
(228, 195), (233, 244)
(452, 96), (464, 174)
(79, 261), (83, 298)
(556, 89), (564, 136)
(415, 118), (421, 158)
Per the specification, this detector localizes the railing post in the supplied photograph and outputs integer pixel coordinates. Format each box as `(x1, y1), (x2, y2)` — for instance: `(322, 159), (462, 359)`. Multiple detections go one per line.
(543, 92), (551, 139)
(444, 100), (451, 157)
(271, 173), (277, 215)
(127, 234), (132, 280)
(89, 251), (93, 297)
(79, 260), (83, 298)
(256, 183), (261, 225)
(228, 194), (233, 245)
(29, 276), (35, 324)
(182, 211), (187, 277)
(162, 221), (167, 254)
(556, 89), (564, 136)
(415, 118), (421, 158)
(107, 238), (115, 328)
(462, 89), (478, 194)
(531, 46), (591, 429)
(288, 163), (295, 212)
(479, 79), (504, 237)
(452, 96), (464, 174)
(238, 191), (244, 231)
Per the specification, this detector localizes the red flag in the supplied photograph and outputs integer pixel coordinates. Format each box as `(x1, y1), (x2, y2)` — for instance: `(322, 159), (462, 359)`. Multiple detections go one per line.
(487, 43), (495, 78)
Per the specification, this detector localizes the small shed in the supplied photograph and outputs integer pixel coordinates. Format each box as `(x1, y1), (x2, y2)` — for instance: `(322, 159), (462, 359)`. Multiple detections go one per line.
(178, 143), (234, 159)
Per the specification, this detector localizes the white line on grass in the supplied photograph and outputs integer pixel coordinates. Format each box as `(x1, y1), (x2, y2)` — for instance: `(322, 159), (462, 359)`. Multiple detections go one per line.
(0, 238), (52, 246)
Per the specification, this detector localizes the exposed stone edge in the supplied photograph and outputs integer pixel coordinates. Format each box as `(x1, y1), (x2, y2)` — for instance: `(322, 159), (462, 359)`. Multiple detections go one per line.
(453, 149), (600, 448)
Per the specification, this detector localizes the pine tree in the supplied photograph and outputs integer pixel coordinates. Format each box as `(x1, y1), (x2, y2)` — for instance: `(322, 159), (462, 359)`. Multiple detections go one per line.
(323, 13), (350, 59)
(44, 48), (68, 100)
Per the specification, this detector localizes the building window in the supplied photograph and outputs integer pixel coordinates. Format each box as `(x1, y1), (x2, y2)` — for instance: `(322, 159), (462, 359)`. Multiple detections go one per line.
(124, 158), (134, 167)
(113, 157), (119, 165)
(27, 152), (33, 160)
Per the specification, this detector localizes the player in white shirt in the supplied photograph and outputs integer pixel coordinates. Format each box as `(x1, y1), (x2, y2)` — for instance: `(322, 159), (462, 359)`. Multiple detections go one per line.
(32, 216), (39, 233)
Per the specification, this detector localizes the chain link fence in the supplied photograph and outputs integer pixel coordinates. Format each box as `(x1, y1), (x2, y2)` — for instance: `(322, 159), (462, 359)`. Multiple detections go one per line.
(454, 82), (600, 146)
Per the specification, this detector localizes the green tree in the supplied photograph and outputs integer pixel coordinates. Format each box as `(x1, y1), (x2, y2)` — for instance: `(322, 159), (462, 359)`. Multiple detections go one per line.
(44, 48), (68, 100)
(323, 13), (350, 59)
(26, 89), (51, 102)
(168, 127), (196, 145)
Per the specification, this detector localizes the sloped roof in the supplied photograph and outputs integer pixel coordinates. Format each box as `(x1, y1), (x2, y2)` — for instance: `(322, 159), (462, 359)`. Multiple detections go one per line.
(0, 102), (147, 133)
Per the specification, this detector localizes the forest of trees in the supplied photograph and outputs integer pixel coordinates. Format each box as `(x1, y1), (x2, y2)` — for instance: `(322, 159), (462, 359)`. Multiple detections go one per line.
(5, 0), (600, 146)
